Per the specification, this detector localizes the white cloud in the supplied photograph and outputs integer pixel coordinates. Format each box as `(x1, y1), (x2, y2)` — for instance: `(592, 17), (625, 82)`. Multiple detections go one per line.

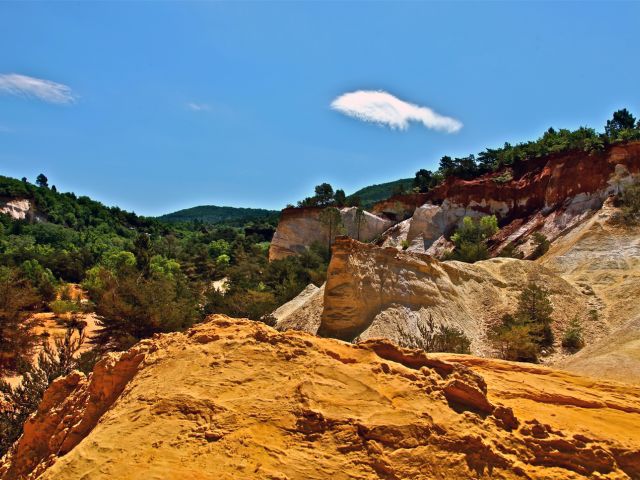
(331, 90), (462, 133)
(0, 73), (76, 104)
(186, 102), (210, 112)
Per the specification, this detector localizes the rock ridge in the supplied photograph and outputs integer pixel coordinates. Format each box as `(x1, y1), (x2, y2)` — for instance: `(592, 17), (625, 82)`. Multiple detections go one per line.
(3, 315), (638, 479)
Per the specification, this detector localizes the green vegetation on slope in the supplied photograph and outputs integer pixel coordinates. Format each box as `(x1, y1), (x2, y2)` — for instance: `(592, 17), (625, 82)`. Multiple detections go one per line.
(347, 178), (413, 208)
(412, 109), (640, 194)
(0, 174), (328, 363)
(158, 205), (279, 227)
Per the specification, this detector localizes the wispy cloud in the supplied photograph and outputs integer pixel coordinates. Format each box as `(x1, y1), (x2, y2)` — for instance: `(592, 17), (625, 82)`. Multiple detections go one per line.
(186, 102), (211, 112)
(0, 73), (77, 104)
(331, 90), (462, 133)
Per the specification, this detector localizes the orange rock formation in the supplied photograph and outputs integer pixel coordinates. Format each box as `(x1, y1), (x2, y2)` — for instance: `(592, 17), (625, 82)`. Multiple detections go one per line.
(2, 316), (638, 480)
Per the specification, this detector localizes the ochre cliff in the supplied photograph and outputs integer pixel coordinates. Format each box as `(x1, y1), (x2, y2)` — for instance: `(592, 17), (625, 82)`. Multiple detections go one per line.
(269, 206), (394, 261)
(427, 142), (640, 218)
(378, 141), (640, 256)
(2, 316), (639, 480)
(319, 237), (589, 357)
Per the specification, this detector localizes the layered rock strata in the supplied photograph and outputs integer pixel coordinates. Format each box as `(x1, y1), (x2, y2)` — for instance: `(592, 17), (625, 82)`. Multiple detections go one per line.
(319, 237), (588, 356)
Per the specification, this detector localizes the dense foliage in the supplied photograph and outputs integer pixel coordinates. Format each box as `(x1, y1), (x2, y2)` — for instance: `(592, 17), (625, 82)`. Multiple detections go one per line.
(158, 205), (279, 227)
(0, 174), (329, 358)
(412, 109), (640, 192)
(296, 183), (352, 208)
(443, 215), (499, 263)
(0, 175), (329, 455)
(346, 178), (413, 209)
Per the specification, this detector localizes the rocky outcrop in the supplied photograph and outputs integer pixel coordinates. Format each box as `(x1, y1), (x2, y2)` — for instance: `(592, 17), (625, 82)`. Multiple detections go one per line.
(370, 193), (429, 221)
(381, 142), (640, 256)
(0, 198), (40, 222)
(272, 283), (324, 334)
(269, 206), (394, 260)
(319, 237), (588, 356)
(3, 316), (639, 479)
(0, 347), (147, 480)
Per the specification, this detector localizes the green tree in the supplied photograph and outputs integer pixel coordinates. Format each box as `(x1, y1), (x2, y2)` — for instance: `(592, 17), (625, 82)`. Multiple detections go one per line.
(314, 183), (335, 206)
(318, 207), (344, 250)
(0, 267), (41, 371)
(489, 282), (555, 362)
(86, 267), (199, 351)
(529, 232), (550, 259)
(413, 169), (435, 193)
(334, 189), (346, 207)
(618, 182), (640, 222)
(347, 195), (361, 208)
(20, 259), (57, 301)
(36, 173), (48, 188)
(562, 317), (584, 352)
(134, 233), (152, 277)
(516, 282), (554, 347)
(438, 156), (455, 178)
(446, 215), (499, 263)
(605, 108), (637, 139)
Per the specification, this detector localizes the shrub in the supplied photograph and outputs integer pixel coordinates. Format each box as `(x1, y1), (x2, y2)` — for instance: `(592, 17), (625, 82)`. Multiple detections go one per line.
(49, 299), (82, 316)
(489, 282), (555, 362)
(489, 321), (539, 362)
(492, 170), (513, 184)
(529, 232), (550, 259)
(562, 317), (584, 352)
(397, 315), (471, 354)
(617, 183), (640, 222)
(498, 242), (524, 259)
(0, 325), (87, 457)
(0, 267), (41, 372)
(59, 283), (73, 301)
(86, 267), (200, 351)
(444, 215), (498, 263)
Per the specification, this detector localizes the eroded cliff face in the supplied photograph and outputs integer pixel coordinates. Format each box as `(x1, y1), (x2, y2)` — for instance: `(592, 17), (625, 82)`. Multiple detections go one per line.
(269, 206), (394, 260)
(379, 142), (640, 256)
(319, 237), (589, 357)
(538, 199), (640, 384)
(3, 316), (639, 480)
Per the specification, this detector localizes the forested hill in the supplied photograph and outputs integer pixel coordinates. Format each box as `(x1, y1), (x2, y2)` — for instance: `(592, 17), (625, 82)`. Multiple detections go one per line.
(346, 178), (413, 208)
(158, 205), (279, 226)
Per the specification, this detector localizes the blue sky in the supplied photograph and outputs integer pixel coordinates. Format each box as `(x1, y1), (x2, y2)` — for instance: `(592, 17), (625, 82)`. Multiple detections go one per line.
(0, 2), (638, 216)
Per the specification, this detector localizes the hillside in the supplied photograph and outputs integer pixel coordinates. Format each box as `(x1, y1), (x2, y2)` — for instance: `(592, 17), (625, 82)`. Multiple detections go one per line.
(3, 316), (639, 480)
(158, 205), (279, 226)
(346, 178), (413, 209)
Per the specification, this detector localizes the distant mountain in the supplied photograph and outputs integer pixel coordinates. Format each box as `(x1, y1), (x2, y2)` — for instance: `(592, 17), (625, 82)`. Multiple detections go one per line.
(347, 178), (414, 209)
(158, 205), (279, 226)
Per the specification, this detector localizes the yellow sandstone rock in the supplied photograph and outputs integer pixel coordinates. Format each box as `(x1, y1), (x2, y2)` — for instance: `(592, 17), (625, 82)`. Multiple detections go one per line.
(2, 316), (639, 480)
